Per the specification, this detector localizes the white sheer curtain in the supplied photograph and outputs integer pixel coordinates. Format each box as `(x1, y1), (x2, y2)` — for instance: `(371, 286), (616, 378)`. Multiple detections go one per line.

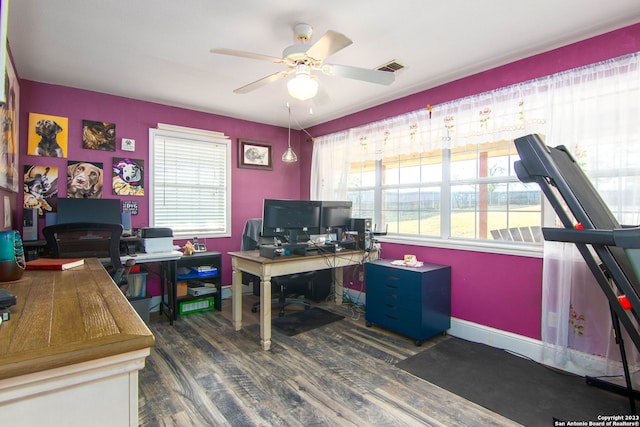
(310, 130), (350, 200)
(429, 81), (547, 149)
(311, 85), (547, 200)
(540, 53), (640, 382)
(311, 110), (434, 200)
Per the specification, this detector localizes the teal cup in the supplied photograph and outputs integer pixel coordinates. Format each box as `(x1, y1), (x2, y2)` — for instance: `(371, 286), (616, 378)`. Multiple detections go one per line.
(0, 231), (25, 281)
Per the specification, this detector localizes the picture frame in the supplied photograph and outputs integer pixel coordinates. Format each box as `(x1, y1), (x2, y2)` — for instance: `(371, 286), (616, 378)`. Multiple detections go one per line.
(0, 48), (19, 191)
(238, 139), (273, 170)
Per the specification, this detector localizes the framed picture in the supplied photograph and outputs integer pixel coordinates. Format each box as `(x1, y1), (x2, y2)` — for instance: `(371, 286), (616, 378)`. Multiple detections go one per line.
(0, 49), (19, 191)
(23, 165), (59, 216)
(112, 157), (144, 196)
(238, 139), (272, 170)
(67, 160), (104, 199)
(82, 120), (116, 151)
(27, 112), (68, 158)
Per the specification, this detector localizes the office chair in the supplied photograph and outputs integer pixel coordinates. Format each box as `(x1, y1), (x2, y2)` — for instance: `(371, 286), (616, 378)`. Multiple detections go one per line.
(251, 273), (313, 317)
(42, 222), (135, 291)
(241, 218), (311, 317)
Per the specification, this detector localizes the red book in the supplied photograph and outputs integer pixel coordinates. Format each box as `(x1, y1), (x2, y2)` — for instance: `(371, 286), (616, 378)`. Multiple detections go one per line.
(26, 258), (85, 271)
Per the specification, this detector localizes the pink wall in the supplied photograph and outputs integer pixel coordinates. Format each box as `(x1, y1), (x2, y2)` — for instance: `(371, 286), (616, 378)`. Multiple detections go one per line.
(18, 81), (306, 291)
(301, 23), (640, 340)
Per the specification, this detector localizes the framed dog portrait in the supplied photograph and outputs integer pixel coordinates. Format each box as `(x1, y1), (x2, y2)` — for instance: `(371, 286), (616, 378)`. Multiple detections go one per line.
(27, 112), (69, 158)
(0, 49), (19, 191)
(82, 120), (116, 151)
(238, 139), (272, 170)
(23, 165), (58, 216)
(67, 160), (104, 199)
(112, 157), (144, 196)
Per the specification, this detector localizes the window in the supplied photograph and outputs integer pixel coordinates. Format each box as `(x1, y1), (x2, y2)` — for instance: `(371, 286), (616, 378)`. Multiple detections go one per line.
(448, 140), (541, 241)
(346, 140), (542, 243)
(149, 124), (231, 238)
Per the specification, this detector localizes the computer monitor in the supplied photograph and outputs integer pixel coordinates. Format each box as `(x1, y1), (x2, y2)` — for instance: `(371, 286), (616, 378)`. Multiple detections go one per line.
(261, 199), (321, 243)
(320, 200), (352, 240)
(57, 198), (122, 226)
(320, 201), (352, 228)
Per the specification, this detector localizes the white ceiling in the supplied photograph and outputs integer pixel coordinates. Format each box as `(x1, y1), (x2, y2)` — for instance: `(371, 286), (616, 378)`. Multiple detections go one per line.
(8, 1), (640, 129)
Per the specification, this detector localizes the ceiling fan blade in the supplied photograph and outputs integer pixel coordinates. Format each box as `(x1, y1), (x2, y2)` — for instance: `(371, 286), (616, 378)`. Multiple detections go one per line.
(233, 70), (292, 94)
(305, 30), (352, 61)
(322, 63), (395, 85)
(313, 84), (330, 106)
(210, 48), (285, 64)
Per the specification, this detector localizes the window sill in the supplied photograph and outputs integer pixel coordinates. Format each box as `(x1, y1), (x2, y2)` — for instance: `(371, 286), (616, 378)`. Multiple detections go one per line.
(376, 235), (543, 258)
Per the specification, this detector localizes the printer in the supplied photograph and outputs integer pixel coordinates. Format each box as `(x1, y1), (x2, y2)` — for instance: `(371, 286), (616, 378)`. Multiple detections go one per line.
(139, 228), (174, 253)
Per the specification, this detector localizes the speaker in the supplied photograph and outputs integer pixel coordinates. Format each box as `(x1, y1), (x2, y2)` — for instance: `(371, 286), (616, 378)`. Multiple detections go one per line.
(22, 208), (38, 241)
(121, 211), (132, 236)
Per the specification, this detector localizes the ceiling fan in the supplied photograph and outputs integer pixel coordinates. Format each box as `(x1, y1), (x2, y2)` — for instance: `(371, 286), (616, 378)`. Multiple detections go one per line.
(210, 23), (395, 101)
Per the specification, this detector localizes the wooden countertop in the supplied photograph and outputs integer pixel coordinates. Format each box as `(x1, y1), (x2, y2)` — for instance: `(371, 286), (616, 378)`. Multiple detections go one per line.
(0, 258), (155, 380)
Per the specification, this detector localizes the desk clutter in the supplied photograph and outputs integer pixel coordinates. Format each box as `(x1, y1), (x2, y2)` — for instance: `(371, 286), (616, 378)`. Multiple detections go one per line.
(390, 254), (424, 268)
(171, 252), (222, 320)
(177, 265), (219, 297)
(259, 240), (359, 259)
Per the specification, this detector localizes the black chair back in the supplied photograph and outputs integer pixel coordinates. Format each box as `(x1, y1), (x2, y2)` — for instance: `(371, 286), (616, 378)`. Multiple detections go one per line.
(42, 222), (124, 271)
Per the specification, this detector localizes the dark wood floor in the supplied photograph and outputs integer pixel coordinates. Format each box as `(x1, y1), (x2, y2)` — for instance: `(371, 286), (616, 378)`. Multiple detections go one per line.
(138, 296), (519, 426)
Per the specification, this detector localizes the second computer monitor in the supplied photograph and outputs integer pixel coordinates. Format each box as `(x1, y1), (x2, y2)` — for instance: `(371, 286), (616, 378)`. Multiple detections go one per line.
(320, 201), (352, 229)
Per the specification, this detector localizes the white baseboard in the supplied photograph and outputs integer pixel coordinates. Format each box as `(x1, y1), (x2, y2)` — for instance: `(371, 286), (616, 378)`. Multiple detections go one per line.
(448, 317), (544, 363)
(448, 318), (636, 381)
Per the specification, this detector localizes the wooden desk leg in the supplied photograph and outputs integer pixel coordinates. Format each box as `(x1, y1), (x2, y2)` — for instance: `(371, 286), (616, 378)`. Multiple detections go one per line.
(334, 266), (344, 304)
(260, 275), (272, 351)
(231, 266), (243, 331)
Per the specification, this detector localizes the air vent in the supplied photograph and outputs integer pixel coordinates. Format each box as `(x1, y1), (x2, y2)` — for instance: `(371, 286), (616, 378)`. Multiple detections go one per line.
(377, 60), (405, 73)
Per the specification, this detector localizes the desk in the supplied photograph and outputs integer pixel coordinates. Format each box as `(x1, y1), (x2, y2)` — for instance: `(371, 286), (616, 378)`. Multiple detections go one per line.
(122, 250), (183, 323)
(0, 258), (154, 426)
(228, 249), (374, 351)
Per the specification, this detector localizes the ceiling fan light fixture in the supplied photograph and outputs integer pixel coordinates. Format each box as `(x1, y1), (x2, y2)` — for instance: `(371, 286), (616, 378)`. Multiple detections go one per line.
(287, 65), (318, 101)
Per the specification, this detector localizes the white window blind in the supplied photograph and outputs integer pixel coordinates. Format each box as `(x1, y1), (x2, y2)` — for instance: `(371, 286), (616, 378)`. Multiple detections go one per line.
(149, 125), (231, 238)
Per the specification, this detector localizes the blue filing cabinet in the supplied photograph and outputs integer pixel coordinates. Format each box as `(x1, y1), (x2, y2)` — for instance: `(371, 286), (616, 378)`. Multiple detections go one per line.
(365, 259), (451, 346)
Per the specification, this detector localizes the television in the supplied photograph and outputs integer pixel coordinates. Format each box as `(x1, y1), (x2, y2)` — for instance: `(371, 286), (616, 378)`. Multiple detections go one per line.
(57, 198), (122, 226)
(261, 199), (321, 243)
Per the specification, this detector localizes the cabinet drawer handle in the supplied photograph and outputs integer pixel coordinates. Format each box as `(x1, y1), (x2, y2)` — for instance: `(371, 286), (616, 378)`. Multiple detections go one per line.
(384, 303), (398, 310)
(384, 293), (398, 299)
(385, 314), (399, 321)
(384, 284), (399, 289)
(386, 276), (401, 281)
